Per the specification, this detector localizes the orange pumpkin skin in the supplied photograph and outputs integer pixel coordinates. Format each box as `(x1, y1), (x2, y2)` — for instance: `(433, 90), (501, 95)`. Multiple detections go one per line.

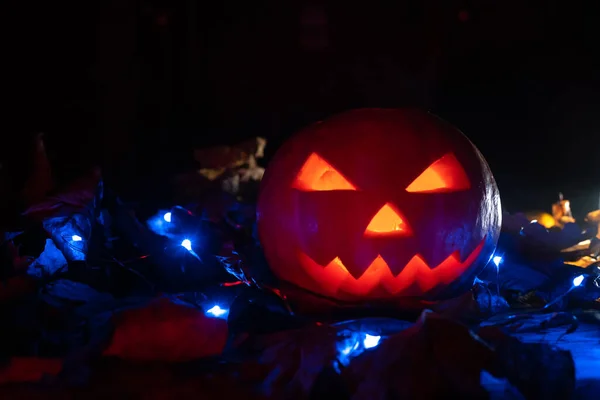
(257, 109), (501, 302)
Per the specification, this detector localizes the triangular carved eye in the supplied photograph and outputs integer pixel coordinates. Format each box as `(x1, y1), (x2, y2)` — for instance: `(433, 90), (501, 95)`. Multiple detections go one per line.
(405, 153), (470, 193)
(293, 152), (357, 191)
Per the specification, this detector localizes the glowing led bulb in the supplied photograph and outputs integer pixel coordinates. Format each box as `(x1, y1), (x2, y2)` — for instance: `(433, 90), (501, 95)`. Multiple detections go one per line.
(492, 256), (502, 267)
(363, 334), (381, 349)
(206, 305), (228, 317)
(181, 239), (192, 251)
(71, 235), (83, 242)
(163, 212), (172, 222)
(573, 275), (584, 287)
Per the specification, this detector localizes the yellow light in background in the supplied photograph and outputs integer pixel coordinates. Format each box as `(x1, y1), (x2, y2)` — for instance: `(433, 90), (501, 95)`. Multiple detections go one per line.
(524, 211), (556, 229)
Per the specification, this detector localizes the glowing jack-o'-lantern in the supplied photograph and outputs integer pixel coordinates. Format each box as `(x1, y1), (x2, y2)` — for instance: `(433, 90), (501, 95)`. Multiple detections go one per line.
(257, 109), (501, 302)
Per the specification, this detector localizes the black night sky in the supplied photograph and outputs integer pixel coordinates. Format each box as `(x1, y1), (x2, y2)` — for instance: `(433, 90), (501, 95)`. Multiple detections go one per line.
(5, 0), (600, 218)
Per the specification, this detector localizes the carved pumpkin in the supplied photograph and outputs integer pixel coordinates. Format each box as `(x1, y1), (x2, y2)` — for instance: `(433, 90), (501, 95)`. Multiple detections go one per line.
(257, 109), (501, 302)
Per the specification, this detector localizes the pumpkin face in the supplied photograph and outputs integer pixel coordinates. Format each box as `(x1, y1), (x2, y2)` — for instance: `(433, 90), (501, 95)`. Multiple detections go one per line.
(257, 109), (501, 302)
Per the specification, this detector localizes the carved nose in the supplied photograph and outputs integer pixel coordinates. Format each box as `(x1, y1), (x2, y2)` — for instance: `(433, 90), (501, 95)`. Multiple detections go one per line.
(364, 203), (411, 237)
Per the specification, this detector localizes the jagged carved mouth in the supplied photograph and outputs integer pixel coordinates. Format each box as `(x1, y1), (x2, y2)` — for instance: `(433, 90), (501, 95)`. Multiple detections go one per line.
(298, 238), (486, 297)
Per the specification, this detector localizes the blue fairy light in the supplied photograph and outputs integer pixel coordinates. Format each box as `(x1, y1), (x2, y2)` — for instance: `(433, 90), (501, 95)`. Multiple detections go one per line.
(336, 331), (383, 368)
(544, 274), (586, 309)
(181, 239), (192, 251)
(206, 305), (229, 318)
(492, 256), (502, 267)
(363, 334), (381, 349)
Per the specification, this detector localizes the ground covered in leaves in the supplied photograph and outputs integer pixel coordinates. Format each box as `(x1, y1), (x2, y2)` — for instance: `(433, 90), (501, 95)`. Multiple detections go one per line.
(1, 140), (599, 399)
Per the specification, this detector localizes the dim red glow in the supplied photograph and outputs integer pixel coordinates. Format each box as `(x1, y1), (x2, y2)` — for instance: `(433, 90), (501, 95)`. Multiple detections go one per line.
(156, 14), (169, 26)
(221, 281), (245, 287)
(293, 152), (357, 191)
(405, 153), (470, 193)
(458, 10), (470, 22)
(365, 203), (411, 236)
(299, 238), (485, 297)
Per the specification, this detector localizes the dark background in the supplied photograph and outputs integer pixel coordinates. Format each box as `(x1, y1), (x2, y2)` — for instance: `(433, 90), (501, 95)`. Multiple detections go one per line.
(4, 0), (599, 219)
